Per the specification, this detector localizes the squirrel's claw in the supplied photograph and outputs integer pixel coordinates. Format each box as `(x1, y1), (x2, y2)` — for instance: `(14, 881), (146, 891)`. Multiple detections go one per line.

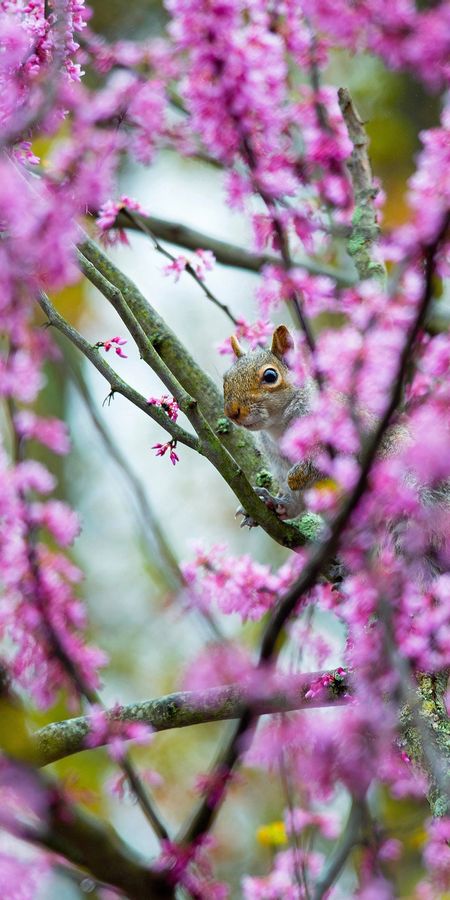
(235, 506), (258, 529)
(254, 487), (289, 520)
(235, 488), (291, 529)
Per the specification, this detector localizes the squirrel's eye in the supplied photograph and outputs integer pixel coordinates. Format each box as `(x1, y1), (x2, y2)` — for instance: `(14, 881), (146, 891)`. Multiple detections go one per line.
(262, 368), (279, 384)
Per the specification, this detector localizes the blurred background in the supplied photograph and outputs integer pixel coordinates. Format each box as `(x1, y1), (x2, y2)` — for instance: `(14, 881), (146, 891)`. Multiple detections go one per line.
(29, 1), (445, 895)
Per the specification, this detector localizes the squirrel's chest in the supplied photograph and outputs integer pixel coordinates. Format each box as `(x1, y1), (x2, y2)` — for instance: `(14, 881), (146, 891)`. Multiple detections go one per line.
(258, 430), (292, 488)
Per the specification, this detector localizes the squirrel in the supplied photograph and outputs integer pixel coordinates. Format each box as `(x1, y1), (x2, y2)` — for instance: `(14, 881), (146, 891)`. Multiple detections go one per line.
(223, 323), (413, 526)
(223, 325), (321, 524)
(223, 325), (448, 579)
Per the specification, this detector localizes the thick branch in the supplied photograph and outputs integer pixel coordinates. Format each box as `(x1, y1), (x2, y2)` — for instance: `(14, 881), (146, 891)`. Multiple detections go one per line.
(338, 87), (386, 283)
(77, 240), (311, 549)
(31, 671), (350, 767)
(78, 234), (266, 485)
(114, 211), (355, 286)
(17, 765), (173, 899)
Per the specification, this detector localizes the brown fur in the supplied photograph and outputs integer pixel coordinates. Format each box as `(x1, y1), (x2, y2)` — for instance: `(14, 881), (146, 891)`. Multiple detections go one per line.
(223, 326), (316, 517)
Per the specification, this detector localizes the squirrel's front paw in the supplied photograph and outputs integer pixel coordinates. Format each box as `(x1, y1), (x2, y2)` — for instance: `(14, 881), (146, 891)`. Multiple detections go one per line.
(254, 487), (290, 520)
(235, 488), (291, 529)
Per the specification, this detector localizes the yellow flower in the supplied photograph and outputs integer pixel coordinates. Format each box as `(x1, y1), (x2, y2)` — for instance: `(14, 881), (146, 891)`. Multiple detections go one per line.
(256, 821), (287, 846)
(314, 478), (340, 493)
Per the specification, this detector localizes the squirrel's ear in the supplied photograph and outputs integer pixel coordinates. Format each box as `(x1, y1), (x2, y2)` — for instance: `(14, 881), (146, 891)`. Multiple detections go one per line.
(230, 335), (245, 358)
(271, 325), (294, 361)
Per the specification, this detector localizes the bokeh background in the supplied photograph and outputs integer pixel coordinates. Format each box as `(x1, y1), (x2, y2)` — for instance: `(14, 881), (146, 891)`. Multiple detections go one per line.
(29, 1), (447, 895)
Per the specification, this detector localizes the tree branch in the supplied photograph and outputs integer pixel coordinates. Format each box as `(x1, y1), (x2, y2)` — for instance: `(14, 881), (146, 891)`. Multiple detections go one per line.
(15, 764), (173, 899)
(37, 292), (200, 452)
(78, 234), (266, 485)
(178, 212), (449, 845)
(31, 670), (350, 766)
(114, 211), (355, 287)
(338, 87), (386, 283)
(312, 797), (365, 900)
(76, 239), (313, 549)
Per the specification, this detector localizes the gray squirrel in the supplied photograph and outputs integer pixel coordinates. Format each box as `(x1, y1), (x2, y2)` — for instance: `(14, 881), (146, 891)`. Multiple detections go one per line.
(223, 325), (448, 579)
(223, 325), (320, 523)
(223, 324), (414, 524)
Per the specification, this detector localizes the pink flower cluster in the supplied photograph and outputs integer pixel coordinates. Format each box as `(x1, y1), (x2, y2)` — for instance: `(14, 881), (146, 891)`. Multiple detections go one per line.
(162, 249), (216, 282)
(96, 335), (128, 358)
(217, 317), (273, 355)
(156, 837), (228, 899)
(182, 543), (305, 621)
(152, 439), (180, 465)
(148, 394), (180, 422)
(302, 0), (450, 90)
(96, 196), (148, 246)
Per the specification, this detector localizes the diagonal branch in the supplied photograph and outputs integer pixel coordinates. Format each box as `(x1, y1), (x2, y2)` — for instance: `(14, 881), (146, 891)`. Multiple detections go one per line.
(312, 797), (366, 900)
(78, 234), (266, 486)
(76, 242), (312, 549)
(9, 761), (173, 899)
(178, 211), (450, 846)
(37, 292), (200, 451)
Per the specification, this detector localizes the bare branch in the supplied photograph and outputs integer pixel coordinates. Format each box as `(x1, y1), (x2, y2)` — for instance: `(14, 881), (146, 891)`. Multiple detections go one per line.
(37, 292), (200, 451)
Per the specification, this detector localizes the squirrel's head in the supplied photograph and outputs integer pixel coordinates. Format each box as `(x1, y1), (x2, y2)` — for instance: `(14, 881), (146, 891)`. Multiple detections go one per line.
(223, 325), (296, 431)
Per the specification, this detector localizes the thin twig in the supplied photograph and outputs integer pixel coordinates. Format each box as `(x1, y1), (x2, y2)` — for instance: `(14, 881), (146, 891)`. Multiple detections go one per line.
(114, 211), (355, 286)
(62, 348), (183, 592)
(120, 207), (239, 325)
(37, 292), (200, 451)
(312, 798), (365, 900)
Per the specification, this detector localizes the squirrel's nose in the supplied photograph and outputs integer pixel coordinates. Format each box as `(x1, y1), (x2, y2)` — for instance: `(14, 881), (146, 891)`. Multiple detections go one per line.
(225, 401), (241, 421)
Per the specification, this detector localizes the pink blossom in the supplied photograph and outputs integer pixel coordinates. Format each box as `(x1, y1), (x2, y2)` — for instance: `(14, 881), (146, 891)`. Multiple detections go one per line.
(96, 196), (147, 246)
(152, 439), (180, 465)
(97, 336), (128, 358)
(217, 318), (273, 355)
(162, 255), (188, 281)
(193, 249), (216, 280)
(14, 411), (70, 455)
(148, 395), (179, 422)
(30, 500), (80, 547)
(181, 542), (304, 621)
